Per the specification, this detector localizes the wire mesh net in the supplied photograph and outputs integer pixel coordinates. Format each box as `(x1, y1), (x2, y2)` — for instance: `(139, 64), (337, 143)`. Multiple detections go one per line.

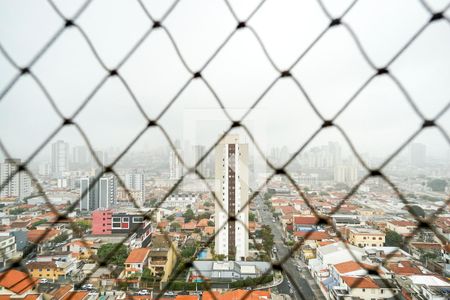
(0, 0), (449, 299)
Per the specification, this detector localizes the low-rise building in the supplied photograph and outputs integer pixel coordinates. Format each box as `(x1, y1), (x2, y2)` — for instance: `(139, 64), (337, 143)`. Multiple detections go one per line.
(347, 227), (385, 248)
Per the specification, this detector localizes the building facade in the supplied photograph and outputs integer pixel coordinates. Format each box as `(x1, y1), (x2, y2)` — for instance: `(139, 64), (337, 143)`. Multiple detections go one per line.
(0, 158), (32, 201)
(214, 135), (249, 261)
(51, 140), (69, 178)
(79, 174), (116, 211)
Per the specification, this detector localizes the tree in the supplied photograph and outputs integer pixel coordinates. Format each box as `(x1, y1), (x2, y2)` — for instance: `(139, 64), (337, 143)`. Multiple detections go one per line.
(207, 220), (214, 226)
(204, 201), (213, 207)
(427, 179), (447, 192)
(97, 243), (128, 266)
(73, 220), (91, 238)
(167, 214), (175, 222)
(409, 205), (425, 218)
(170, 222), (181, 232)
(183, 209), (195, 222)
(385, 230), (402, 247)
(9, 208), (26, 215)
(53, 233), (69, 244)
(181, 246), (196, 258)
(249, 212), (256, 222)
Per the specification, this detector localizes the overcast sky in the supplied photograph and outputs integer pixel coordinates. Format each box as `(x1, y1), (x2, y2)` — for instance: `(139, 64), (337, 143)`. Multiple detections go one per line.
(0, 0), (449, 167)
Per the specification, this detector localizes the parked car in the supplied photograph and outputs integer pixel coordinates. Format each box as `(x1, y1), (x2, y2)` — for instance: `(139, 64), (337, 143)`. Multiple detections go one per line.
(39, 278), (49, 284)
(81, 283), (94, 290)
(164, 291), (176, 296)
(138, 290), (150, 295)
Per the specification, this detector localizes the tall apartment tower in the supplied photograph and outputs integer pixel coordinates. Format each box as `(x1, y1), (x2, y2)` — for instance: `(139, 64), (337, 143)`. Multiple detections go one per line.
(0, 159), (32, 201)
(80, 174), (116, 211)
(214, 135), (249, 261)
(124, 173), (145, 206)
(51, 140), (69, 178)
(193, 145), (207, 176)
(169, 149), (183, 180)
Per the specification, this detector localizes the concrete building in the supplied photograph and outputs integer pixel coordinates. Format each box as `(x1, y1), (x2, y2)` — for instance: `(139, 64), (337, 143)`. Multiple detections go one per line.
(0, 158), (32, 201)
(214, 135), (249, 261)
(169, 148), (183, 180)
(79, 174), (116, 211)
(0, 235), (16, 268)
(334, 164), (358, 185)
(51, 140), (69, 177)
(347, 227), (385, 248)
(124, 172), (145, 206)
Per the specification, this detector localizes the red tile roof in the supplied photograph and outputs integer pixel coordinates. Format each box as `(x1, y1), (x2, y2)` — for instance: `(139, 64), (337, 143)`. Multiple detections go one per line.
(0, 269), (37, 295)
(341, 276), (379, 289)
(334, 261), (364, 274)
(61, 291), (88, 300)
(175, 296), (199, 300)
(202, 290), (270, 300)
(293, 216), (319, 225)
(125, 248), (150, 264)
(27, 229), (60, 243)
(293, 231), (331, 240)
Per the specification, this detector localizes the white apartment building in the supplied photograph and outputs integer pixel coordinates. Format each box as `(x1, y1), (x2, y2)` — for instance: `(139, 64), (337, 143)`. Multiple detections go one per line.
(124, 173), (145, 206)
(51, 140), (70, 178)
(214, 135), (249, 261)
(0, 158), (32, 201)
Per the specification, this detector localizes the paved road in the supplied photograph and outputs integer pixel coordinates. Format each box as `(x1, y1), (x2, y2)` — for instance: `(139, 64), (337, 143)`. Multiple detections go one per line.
(256, 197), (325, 300)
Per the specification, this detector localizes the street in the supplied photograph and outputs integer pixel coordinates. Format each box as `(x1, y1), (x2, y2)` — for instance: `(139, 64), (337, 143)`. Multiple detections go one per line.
(255, 196), (325, 300)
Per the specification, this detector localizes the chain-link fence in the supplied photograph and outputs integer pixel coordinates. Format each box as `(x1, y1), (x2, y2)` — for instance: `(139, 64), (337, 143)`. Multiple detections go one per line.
(0, 0), (449, 299)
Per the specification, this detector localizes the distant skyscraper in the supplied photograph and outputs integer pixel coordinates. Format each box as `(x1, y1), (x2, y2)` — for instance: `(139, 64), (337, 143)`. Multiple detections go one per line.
(334, 164), (357, 185)
(72, 145), (89, 169)
(0, 159), (32, 201)
(193, 145), (207, 175)
(124, 172), (145, 206)
(169, 149), (183, 180)
(80, 173), (116, 211)
(214, 134), (249, 261)
(410, 143), (426, 168)
(51, 140), (69, 177)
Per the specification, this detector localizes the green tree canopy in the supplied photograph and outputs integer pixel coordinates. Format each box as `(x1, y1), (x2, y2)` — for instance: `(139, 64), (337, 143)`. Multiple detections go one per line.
(183, 208), (195, 222)
(385, 230), (402, 247)
(97, 243), (128, 266)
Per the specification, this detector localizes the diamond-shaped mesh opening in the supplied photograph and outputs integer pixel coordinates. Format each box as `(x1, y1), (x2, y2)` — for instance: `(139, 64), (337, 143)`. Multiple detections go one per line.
(0, 1), (449, 300)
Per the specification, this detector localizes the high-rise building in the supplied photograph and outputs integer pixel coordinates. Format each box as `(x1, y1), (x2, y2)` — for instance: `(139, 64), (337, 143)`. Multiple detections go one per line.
(51, 140), (69, 177)
(72, 145), (89, 169)
(169, 149), (183, 180)
(124, 172), (145, 206)
(80, 173), (116, 211)
(410, 143), (426, 168)
(193, 145), (207, 176)
(0, 158), (32, 201)
(214, 135), (249, 261)
(334, 164), (358, 185)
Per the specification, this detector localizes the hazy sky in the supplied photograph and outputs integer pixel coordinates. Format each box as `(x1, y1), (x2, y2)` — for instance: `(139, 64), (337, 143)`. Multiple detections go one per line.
(0, 0), (449, 167)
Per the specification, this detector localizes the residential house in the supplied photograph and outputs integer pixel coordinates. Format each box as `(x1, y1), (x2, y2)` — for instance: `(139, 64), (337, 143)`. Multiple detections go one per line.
(330, 276), (398, 299)
(148, 235), (177, 282)
(386, 220), (416, 237)
(347, 227), (385, 248)
(0, 269), (38, 296)
(124, 248), (150, 278)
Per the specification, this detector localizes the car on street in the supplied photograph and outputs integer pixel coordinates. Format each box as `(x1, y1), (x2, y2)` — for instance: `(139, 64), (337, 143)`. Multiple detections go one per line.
(39, 279), (49, 284)
(164, 291), (176, 296)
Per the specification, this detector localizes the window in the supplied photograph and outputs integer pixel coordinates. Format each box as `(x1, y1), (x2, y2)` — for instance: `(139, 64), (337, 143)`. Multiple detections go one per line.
(133, 217), (144, 223)
(362, 289), (365, 292)
(112, 217), (121, 223)
(122, 217), (129, 223)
